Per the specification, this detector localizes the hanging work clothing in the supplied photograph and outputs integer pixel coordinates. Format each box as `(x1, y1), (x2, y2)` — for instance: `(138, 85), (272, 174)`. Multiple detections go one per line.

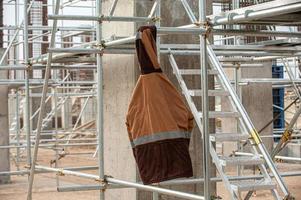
(126, 26), (194, 185)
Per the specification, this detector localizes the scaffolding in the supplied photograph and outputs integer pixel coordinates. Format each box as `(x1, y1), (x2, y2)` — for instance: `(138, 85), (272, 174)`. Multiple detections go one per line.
(0, 0), (301, 200)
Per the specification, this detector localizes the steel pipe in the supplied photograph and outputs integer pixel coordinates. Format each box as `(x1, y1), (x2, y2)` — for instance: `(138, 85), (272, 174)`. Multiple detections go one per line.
(211, 3), (301, 25)
(26, 0), (61, 199)
(48, 15), (153, 22)
(34, 166), (204, 200)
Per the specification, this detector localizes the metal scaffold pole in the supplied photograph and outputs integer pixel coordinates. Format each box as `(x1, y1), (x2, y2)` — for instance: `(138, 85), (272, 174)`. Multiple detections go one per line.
(153, 1), (160, 199)
(95, 0), (105, 199)
(26, 0), (61, 199)
(23, 0), (32, 168)
(199, 0), (210, 199)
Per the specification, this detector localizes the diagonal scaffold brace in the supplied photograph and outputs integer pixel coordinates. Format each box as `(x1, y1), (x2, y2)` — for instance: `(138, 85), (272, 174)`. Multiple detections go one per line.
(26, 0), (61, 199)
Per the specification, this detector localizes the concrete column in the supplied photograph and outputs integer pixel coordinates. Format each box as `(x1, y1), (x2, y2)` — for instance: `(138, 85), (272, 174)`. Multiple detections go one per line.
(136, 1), (215, 199)
(0, 48), (10, 184)
(61, 97), (72, 129)
(221, 64), (273, 155)
(31, 89), (52, 139)
(242, 63), (274, 152)
(81, 97), (96, 124)
(221, 69), (238, 156)
(102, 1), (137, 199)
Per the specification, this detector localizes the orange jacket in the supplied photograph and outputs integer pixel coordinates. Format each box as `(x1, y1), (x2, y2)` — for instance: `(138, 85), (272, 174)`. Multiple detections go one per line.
(126, 26), (193, 184)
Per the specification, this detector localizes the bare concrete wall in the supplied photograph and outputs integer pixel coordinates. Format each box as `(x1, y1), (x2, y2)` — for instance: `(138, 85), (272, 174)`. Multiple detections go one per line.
(242, 63), (274, 152)
(221, 63), (274, 155)
(0, 48), (10, 184)
(81, 98), (96, 124)
(102, 1), (137, 199)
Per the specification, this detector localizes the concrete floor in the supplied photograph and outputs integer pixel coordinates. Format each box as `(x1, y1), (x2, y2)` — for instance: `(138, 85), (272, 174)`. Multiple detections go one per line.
(0, 148), (301, 200)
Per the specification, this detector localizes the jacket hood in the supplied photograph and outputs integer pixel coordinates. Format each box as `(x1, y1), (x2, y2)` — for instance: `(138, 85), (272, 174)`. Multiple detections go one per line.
(135, 26), (162, 74)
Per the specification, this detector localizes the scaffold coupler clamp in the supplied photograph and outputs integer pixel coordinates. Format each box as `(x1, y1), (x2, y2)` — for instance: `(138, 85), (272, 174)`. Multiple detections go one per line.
(226, 12), (239, 23)
(193, 19), (212, 38)
(244, 10), (254, 18)
(234, 62), (241, 69)
(25, 62), (33, 72)
(96, 175), (111, 192)
(151, 17), (160, 22)
(93, 42), (105, 55)
(212, 16), (223, 25)
(284, 194), (295, 200)
(24, 164), (31, 169)
(98, 14), (105, 23)
(282, 129), (293, 143)
(167, 48), (172, 55)
(210, 194), (222, 200)
(57, 168), (65, 176)
(250, 129), (262, 145)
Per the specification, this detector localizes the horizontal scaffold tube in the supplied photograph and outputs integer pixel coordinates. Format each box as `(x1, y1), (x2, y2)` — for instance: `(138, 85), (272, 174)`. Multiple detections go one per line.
(211, 3), (301, 25)
(48, 15), (153, 22)
(34, 166), (205, 200)
(56, 170), (301, 192)
(0, 79), (95, 85)
(0, 143), (97, 149)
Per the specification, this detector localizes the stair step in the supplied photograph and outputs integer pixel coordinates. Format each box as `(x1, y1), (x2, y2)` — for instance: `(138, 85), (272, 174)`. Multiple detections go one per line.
(210, 133), (249, 142)
(188, 89), (230, 97)
(231, 180), (276, 193)
(199, 111), (240, 118)
(219, 156), (264, 166)
(177, 69), (218, 75)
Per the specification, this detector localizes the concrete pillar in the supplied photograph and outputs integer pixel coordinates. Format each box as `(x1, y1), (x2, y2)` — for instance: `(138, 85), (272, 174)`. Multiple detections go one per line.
(136, 1), (215, 199)
(31, 89), (52, 139)
(221, 64), (273, 156)
(102, 1), (137, 199)
(0, 48), (10, 184)
(285, 143), (301, 160)
(61, 97), (72, 129)
(221, 69), (238, 156)
(242, 63), (274, 152)
(81, 97), (96, 124)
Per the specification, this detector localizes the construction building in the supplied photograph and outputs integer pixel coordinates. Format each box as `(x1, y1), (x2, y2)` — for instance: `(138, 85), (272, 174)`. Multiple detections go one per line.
(0, 0), (301, 200)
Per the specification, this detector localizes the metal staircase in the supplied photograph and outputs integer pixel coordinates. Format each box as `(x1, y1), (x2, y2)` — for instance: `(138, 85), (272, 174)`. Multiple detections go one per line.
(168, 44), (291, 200)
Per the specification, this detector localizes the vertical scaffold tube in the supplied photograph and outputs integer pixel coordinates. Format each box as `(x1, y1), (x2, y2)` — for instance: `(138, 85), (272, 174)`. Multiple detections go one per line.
(153, 1), (160, 199)
(95, 0), (105, 199)
(199, 0), (210, 199)
(23, 0), (32, 169)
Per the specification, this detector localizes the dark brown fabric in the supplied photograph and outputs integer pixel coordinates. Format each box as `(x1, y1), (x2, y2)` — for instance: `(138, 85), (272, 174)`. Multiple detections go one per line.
(133, 138), (193, 185)
(136, 25), (162, 74)
(141, 29), (160, 69)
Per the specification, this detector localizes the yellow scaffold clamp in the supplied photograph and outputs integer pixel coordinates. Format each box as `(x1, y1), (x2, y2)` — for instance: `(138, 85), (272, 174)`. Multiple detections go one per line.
(151, 17), (161, 22)
(250, 129), (262, 145)
(281, 129), (293, 143)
